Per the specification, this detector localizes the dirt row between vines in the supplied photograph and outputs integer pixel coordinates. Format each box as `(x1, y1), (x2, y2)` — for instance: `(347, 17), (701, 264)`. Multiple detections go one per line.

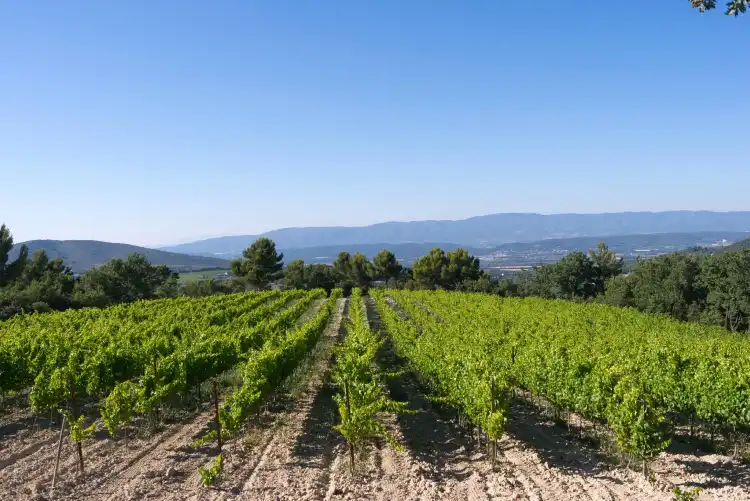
(2, 294), (748, 500)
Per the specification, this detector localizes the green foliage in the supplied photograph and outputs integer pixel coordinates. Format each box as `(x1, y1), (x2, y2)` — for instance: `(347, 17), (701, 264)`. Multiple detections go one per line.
(350, 253), (374, 288)
(517, 244), (621, 300)
(371, 290), (510, 463)
(304, 264), (336, 292)
(456, 274), (500, 294)
(691, 0), (748, 16)
(373, 249), (403, 283)
(589, 242), (623, 295)
(599, 274), (635, 308)
(180, 277), (246, 297)
(284, 259), (307, 289)
(1, 290), (293, 418)
(230, 237), (284, 289)
(199, 454), (222, 487)
(0, 225), (76, 319)
(628, 254), (705, 321)
(0, 224), (27, 287)
(372, 289), (750, 466)
(74, 253), (179, 307)
(331, 251), (374, 289)
(216, 290), (341, 436)
(673, 486), (702, 501)
(332, 289), (407, 467)
(412, 247), (447, 288)
(101, 381), (141, 437)
(700, 249), (750, 331)
(607, 376), (671, 475)
(412, 247), (483, 290)
(61, 410), (97, 443)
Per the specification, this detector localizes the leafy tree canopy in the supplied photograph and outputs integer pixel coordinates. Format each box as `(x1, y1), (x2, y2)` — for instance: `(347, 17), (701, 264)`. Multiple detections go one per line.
(230, 237), (284, 289)
(75, 253), (178, 306)
(284, 259), (307, 289)
(690, 0), (748, 16)
(373, 249), (403, 283)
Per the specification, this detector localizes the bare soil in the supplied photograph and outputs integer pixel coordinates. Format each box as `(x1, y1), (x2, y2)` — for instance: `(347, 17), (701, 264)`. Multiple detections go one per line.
(1, 296), (748, 501)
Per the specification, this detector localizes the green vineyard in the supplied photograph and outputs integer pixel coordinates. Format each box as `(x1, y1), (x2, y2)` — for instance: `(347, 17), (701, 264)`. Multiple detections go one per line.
(372, 289), (750, 473)
(1, 287), (748, 499)
(0, 288), (339, 475)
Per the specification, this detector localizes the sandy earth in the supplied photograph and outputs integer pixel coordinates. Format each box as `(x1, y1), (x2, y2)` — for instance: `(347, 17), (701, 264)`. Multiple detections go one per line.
(1, 295), (748, 501)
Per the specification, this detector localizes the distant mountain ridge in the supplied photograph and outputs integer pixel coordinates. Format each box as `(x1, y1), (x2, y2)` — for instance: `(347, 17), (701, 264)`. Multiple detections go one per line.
(160, 211), (750, 256)
(10, 240), (231, 274)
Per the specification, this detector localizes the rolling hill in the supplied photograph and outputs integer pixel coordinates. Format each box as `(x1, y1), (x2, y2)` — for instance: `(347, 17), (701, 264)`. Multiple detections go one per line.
(10, 240), (231, 274)
(159, 211), (750, 255)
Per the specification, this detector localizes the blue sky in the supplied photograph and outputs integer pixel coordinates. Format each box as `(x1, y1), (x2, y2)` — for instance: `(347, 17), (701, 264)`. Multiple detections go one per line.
(1, 1), (748, 246)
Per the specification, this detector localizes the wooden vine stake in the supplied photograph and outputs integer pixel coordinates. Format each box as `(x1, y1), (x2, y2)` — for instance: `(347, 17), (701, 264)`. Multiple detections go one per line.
(345, 380), (354, 471)
(212, 380), (223, 468)
(51, 414), (66, 493)
(642, 397), (648, 479)
(70, 385), (84, 475)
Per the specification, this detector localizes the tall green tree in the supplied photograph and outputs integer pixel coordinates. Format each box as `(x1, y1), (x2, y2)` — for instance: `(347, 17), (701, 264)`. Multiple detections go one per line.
(599, 274), (635, 308)
(75, 253), (178, 306)
(332, 251), (354, 288)
(442, 249), (482, 289)
(284, 259), (307, 289)
(0, 224), (28, 287)
(589, 242), (623, 295)
(350, 252), (374, 288)
(305, 264), (336, 292)
(700, 249), (750, 331)
(230, 237), (284, 289)
(412, 248), (447, 289)
(628, 253), (705, 322)
(412, 247), (484, 290)
(550, 251), (595, 299)
(373, 249), (403, 283)
(0, 247), (75, 318)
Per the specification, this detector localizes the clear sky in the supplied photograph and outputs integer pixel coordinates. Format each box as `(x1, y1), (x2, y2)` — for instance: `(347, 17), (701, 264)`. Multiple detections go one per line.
(1, 1), (748, 246)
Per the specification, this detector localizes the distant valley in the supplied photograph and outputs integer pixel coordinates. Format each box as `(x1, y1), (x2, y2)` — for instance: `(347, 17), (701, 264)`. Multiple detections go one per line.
(279, 231), (748, 267)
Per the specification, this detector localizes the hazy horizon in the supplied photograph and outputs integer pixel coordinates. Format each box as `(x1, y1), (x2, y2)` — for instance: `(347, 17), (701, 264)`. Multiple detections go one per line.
(5, 209), (750, 248)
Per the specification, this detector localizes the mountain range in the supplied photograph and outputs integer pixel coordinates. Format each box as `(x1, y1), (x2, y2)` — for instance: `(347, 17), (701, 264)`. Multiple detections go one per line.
(10, 211), (750, 274)
(160, 211), (750, 257)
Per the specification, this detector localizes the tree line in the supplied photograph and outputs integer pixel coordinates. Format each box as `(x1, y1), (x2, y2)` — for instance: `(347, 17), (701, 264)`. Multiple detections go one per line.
(231, 236), (750, 333)
(504, 243), (750, 333)
(0, 225), (183, 320)
(224, 236), (485, 294)
(4, 222), (750, 333)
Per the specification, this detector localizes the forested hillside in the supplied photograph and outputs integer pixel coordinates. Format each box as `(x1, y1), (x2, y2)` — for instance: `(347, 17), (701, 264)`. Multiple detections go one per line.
(10, 239), (230, 273)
